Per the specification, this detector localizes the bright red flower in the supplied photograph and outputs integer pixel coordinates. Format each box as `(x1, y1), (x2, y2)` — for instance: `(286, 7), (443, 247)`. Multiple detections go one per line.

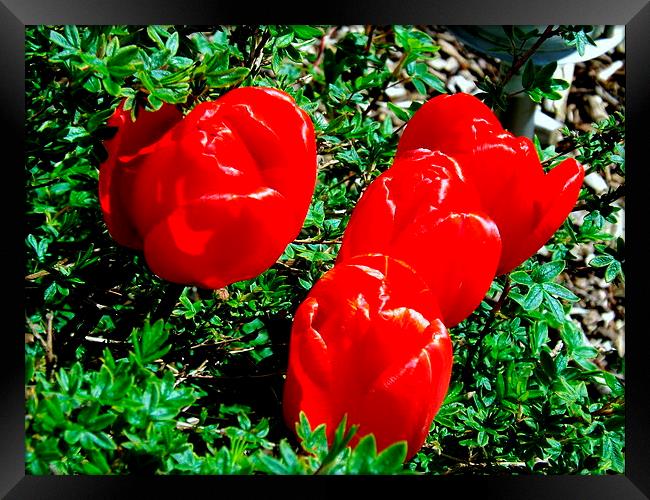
(397, 92), (584, 275)
(283, 254), (453, 460)
(337, 149), (501, 327)
(99, 87), (317, 289)
(99, 100), (183, 249)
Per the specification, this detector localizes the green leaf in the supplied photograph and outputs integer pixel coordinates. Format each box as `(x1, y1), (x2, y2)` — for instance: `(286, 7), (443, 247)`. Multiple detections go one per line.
(542, 282), (579, 301)
(347, 434), (376, 473)
(86, 413), (118, 432)
(304, 200), (326, 228)
(411, 77), (427, 95)
(88, 450), (111, 474)
(532, 260), (565, 282)
(83, 76), (102, 93)
(605, 260), (622, 282)
(107, 46), (140, 73)
(526, 88), (544, 103)
(589, 255), (613, 267)
(147, 26), (166, 48)
(598, 371), (624, 397)
(26, 234), (39, 254)
(518, 389), (546, 402)
(296, 412), (328, 459)
(316, 414), (358, 474)
(552, 78), (570, 90)
(152, 87), (187, 104)
(291, 25), (323, 40)
(63, 126), (88, 142)
(64, 25), (81, 48)
(206, 67), (250, 88)
(537, 61), (558, 83)
(44, 282), (57, 302)
(510, 271), (534, 285)
(55, 369), (70, 392)
(561, 323), (597, 361)
(297, 277), (312, 290)
(387, 102), (411, 122)
(80, 431), (116, 451)
(540, 89), (562, 100)
(131, 319), (171, 365)
(278, 440), (301, 472)
(530, 322), (549, 355)
(257, 454), (292, 475)
(49, 30), (75, 50)
(165, 32), (179, 56)
(523, 284), (544, 311)
(242, 318), (265, 334)
(418, 71), (447, 93)
(522, 59), (536, 89)
(544, 292), (566, 323)
(601, 433), (624, 473)
(146, 48), (171, 70)
(373, 441), (407, 472)
(63, 428), (82, 445)
(102, 77), (121, 97)
(274, 33), (295, 49)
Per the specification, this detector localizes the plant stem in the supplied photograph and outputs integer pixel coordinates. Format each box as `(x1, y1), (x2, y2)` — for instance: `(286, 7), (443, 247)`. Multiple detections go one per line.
(364, 25), (375, 53)
(501, 25), (560, 89)
(248, 29), (271, 81)
(390, 51), (408, 81)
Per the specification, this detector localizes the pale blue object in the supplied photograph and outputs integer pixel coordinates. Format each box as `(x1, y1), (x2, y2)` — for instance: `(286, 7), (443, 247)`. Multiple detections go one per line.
(447, 25), (624, 66)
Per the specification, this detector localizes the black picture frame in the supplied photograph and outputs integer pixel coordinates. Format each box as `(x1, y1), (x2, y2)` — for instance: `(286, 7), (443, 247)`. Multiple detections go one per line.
(7, 1), (649, 497)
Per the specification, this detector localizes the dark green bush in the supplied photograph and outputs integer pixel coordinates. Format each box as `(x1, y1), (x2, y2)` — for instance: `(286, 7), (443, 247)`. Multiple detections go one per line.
(26, 25), (624, 475)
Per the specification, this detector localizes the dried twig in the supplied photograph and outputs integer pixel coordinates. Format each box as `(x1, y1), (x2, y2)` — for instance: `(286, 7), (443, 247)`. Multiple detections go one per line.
(46, 312), (55, 364)
(26, 316), (48, 352)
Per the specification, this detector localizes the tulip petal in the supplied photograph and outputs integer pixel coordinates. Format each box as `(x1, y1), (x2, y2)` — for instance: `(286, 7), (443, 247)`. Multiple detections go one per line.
(496, 158), (584, 274)
(282, 298), (334, 436)
(99, 102), (182, 248)
(142, 187), (293, 288)
(129, 118), (265, 237)
(353, 318), (452, 458)
(397, 92), (502, 157)
(390, 212), (501, 326)
(209, 87), (318, 213)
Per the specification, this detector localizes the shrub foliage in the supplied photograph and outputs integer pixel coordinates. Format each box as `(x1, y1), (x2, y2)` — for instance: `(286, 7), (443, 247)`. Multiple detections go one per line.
(26, 25), (624, 475)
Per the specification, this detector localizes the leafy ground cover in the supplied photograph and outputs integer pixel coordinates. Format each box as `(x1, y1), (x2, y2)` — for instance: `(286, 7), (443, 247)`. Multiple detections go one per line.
(25, 25), (624, 475)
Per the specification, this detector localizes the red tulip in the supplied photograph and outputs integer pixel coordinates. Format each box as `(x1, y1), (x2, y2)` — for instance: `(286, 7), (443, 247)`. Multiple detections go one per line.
(99, 100), (183, 249)
(283, 254), (453, 460)
(397, 92), (584, 275)
(337, 149), (502, 327)
(99, 87), (317, 289)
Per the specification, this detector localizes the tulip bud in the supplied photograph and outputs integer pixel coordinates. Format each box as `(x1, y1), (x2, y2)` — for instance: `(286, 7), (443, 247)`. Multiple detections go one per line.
(397, 92), (584, 275)
(99, 87), (317, 289)
(283, 254), (453, 460)
(338, 149), (501, 327)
